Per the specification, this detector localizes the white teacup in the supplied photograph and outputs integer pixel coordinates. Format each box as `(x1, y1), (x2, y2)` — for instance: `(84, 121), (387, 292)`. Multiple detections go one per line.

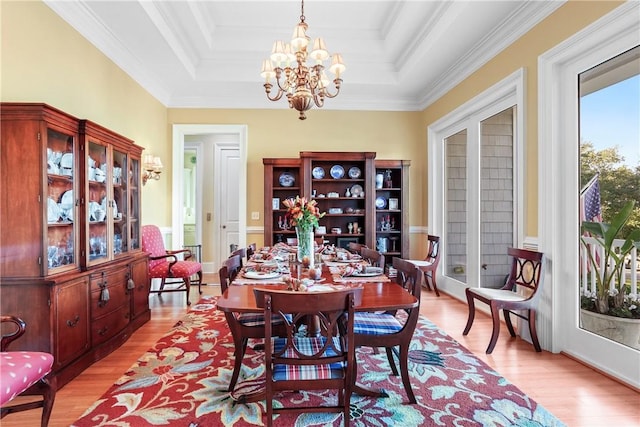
(88, 167), (97, 181)
(95, 168), (106, 183)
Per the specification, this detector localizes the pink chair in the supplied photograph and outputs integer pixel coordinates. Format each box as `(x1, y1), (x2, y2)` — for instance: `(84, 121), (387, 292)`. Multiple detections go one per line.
(1, 316), (56, 427)
(142, 225), (203, 306)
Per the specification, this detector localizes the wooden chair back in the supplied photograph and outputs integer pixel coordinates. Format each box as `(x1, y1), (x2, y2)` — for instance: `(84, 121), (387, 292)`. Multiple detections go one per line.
(253, 287), (362, 426)
(360, 247), (385, 268)
(219, 254), (242, 293)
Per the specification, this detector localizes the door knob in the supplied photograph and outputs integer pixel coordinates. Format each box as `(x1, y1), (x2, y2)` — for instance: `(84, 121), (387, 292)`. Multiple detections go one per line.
(222, 225), (227, 229)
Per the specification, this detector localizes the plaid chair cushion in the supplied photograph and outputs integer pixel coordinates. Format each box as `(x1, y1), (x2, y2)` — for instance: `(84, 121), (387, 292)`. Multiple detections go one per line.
(353, 312), (403, 335)
(272, 337), (344, 381)
(237, 313), (291, 327)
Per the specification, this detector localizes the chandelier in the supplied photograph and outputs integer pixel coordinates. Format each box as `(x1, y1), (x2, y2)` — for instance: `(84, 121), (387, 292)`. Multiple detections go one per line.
(260, 0), (345, 120)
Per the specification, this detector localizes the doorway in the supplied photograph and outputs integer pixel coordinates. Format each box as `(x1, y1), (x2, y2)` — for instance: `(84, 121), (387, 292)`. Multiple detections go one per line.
(172, 125), (248, 273)
(428, 69), (525, 303)
(539, 2), (639, 387)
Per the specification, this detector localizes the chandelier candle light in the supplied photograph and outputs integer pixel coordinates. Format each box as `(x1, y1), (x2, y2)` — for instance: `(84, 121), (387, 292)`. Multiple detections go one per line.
(260, 0), (345, 120)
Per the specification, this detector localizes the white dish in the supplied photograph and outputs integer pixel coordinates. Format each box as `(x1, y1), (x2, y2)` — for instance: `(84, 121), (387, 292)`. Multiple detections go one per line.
(60, 190), (74, 210)
(279, 172), (295, 187)
(60, 152), (73, 168)
(112, 199), (118, 219)
(352, 271), (384, 277)
(312, 166), (325, 179)
(308, 284), (346, 292)
(375, 196), (387, 209)
(95, 168), (106, 183)
(243, 271), (280, 280)
(47, 198), (60, 223)
(348, 167), (361, 179)
(330, 165), (345, 179)
(350, 184), (363, 197)
(89, 201), (101, 221)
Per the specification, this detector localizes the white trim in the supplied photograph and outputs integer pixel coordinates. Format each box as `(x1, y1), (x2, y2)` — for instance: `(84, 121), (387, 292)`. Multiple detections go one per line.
(172, 124), (248, 271)
(538, 1), (639, 387)
(428, 68), (526, 305)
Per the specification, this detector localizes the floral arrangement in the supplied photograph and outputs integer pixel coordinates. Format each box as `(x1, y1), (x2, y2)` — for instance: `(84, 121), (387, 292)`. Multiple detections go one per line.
(283, 196), (325, 232)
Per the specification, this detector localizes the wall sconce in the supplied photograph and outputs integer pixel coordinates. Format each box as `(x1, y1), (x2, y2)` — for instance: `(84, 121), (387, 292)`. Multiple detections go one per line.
(142, 154), (163, 185)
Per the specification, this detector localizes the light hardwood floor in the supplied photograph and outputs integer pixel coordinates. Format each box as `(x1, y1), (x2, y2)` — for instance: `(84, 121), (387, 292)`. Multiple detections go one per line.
(3, 275), (639, 426)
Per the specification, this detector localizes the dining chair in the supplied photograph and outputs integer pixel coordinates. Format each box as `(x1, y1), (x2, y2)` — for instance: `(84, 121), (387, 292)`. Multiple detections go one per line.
(253, 287), (361, 427)
(360, 247), (385, 268)
(219, 255), (288, 392)
(352, 257), (421, 403)
(347, 242), (367, 255)
(142, 225), (203, 305)
(462, 247), (545, 354)
(1, 316), (56, 427)
(407, 234), (441, 296)
(246, 243), (257, 259)
(230, 247), (247, 267)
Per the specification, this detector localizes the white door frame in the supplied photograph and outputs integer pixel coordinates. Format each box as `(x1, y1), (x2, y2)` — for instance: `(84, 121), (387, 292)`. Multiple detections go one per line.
(172, 124), (248, 273)
(428, 68), (526, 302)
(538, 2), (639, 387)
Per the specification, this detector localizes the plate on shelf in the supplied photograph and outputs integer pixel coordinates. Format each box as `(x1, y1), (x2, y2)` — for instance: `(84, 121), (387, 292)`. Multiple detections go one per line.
(243, 271), (280, 280)
(350, 184), (363, 197)
(348, 166), (361, 179)
(47, 198), (60, 223)
(312, 166), (325, 179)
(60, 190), (74, 210)
(330, 165), (345, 179)
(279, 172), (295, 187)
(375, 196), (387, 209)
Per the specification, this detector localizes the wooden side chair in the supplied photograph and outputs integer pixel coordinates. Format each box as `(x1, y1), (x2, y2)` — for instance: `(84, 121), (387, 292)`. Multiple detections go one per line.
(1, 316), (56, 427)
(219, 255), (288, 392)
(141, 225), (203, 305)
(347, 242), (367, 255)
(407, 234), (441, 296)
(462, 247), (545, 354)
(246, 243), (257, 258)
(253, 287), (361, 427)
(230, 246), (247, 267)
(360, 247), (385, 268)
(352, 257), (421, 403)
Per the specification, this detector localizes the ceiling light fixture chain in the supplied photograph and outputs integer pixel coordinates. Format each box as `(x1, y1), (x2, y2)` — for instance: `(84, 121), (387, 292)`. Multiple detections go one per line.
(260, 0), (345, 120)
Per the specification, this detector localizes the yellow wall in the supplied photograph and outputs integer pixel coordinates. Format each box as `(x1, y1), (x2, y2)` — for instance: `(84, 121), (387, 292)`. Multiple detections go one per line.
(0, 0), (169, 225)
(420, 0), (623, 237)
(1, 0), (623, 257)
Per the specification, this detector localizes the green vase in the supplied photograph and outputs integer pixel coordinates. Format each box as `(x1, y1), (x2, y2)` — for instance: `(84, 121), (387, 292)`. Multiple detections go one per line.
(295, 226), (314, 267)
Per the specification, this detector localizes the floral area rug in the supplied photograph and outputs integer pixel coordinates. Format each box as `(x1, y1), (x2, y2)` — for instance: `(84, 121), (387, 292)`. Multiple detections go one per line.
(72, 297), (566, 426)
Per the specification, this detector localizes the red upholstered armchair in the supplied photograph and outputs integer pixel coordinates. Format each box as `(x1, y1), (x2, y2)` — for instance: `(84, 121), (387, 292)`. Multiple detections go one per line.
(142, 225), (203, 306)
(1, 315), (56, 427)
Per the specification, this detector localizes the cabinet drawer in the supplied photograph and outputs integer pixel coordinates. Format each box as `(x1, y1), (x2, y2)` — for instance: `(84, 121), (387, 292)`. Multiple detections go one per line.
(91, 281), (128, 319)
(90, 266), (128, 292)
(91, 305), (129, 346)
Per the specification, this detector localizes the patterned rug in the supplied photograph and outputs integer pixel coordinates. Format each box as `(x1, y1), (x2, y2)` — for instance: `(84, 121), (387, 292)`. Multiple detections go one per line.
(72, 297), (565, 426)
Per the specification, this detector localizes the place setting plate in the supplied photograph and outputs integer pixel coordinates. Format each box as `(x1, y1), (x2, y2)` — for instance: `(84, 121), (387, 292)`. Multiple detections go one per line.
(243, 271), (281, 280)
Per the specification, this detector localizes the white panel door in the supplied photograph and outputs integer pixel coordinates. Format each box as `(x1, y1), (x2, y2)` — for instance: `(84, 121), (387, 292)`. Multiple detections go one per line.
(217, 146), (240, 266)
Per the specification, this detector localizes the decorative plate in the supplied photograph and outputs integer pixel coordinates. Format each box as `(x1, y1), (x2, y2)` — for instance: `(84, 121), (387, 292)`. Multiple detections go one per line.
(60, 190), (74, 210)
(375, 196), (387, 209)
(348, 166), (361, 179)
(330, 165), (345, 179)
(47, 198), (60, 223)
(312, 166), (325, 179)
(279, 172), (295, 187)
(350, 184), (363, 197)
(243, 271), (280, 280)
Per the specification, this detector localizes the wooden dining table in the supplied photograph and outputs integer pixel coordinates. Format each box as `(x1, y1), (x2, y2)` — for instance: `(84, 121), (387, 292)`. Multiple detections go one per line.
(217, 255), (419, 402)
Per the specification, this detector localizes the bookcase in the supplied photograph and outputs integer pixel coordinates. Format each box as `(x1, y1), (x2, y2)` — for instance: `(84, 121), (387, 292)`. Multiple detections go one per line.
(263, 152), (409, 265)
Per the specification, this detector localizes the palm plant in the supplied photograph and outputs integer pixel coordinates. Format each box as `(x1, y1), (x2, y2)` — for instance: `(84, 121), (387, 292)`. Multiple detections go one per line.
(581, 200), (640, 314)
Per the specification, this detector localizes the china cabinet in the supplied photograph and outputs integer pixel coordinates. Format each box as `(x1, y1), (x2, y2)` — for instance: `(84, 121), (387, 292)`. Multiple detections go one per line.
(373, 160), (410, 266)
(0, 103), (149, 388)
(263, 152), (409, 267)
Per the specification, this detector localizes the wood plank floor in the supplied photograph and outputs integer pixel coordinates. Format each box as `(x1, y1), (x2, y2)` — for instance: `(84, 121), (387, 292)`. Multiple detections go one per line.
(4, 275), (639, 426)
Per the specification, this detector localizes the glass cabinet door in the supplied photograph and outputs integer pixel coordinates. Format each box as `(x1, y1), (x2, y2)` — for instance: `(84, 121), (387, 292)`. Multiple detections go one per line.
(46, 128), (78, 274)
(129, 157), (141, 250)
(112, 149), (127, 256)
(87, 141), (109, 264)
